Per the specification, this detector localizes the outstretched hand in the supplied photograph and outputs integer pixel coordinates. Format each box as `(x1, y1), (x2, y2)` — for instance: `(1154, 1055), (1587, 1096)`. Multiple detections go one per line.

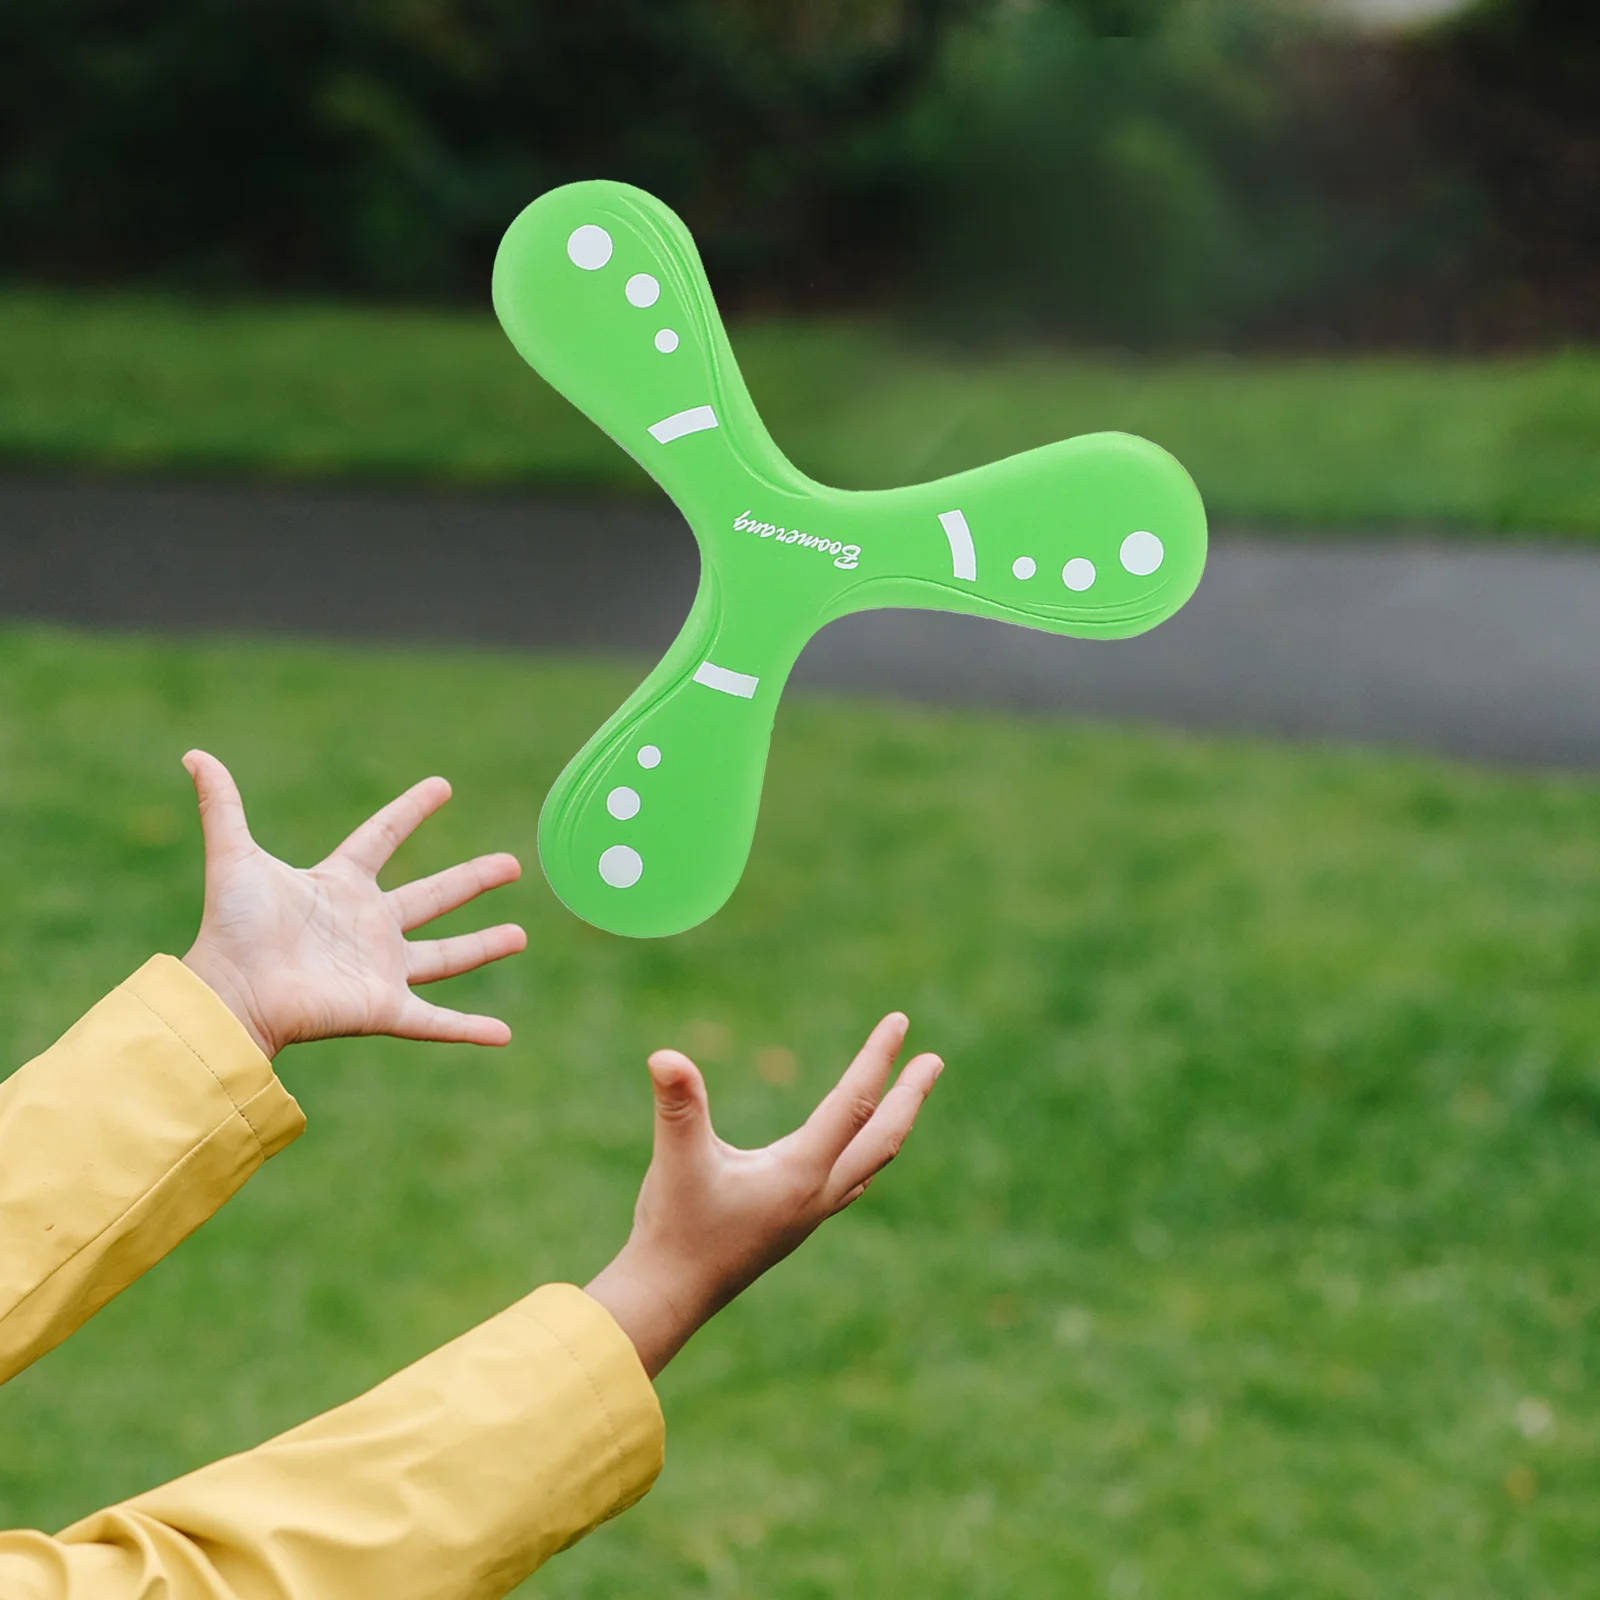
(586, 1012), (943, 1376)
(179, 750), (526, 1059)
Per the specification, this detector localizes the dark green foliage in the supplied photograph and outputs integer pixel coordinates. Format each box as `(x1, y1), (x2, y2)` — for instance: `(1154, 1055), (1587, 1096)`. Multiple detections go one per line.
(1392, 0), (1600, 345)
(0, 0), (1594, 345)
(0, 0), (975, 301)
(905, 4), (1470, 344)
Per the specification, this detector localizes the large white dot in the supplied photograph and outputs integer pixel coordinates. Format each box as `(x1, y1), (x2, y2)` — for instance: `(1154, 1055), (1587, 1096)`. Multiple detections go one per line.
(1012, 556), (1037, 580)
(598, 844), (643, 888)
(626, 272), (660, 307)
(1120, 530), (1164, 576)
(654, 328), (679, 353)
(1062, 557), (1097, 592)
(566, 224), (613, 271)
(637, 744), (661, 769)
(607, 785), (641, 820)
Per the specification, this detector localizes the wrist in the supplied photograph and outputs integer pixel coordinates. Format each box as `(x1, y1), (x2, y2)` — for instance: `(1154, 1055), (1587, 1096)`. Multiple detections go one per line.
(584, 1239), (716, 1379)
(181, 943), (277, 1060)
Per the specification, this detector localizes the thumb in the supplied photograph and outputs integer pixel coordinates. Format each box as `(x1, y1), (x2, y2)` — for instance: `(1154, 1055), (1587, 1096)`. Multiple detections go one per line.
(183, 749), (254, 866)
(647, 1049), (712, 1161)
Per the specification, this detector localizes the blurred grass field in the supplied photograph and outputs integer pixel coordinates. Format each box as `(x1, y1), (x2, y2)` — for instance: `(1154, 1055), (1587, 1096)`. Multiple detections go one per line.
(4, 288), (1599, 535)
(0, 626), (1597, 1596)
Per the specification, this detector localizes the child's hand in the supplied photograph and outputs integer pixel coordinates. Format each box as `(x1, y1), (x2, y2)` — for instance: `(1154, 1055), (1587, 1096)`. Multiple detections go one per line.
(179, 750), (526, 1060)
(585, 1013), (943, 1377)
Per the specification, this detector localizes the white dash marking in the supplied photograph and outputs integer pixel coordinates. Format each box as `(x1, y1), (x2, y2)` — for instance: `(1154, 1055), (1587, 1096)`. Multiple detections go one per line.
(648, 404), (719, 444)
(693, 661), (760, 699)
(938, 509), (977, 582)
(607, 785), (641, 820)
(598, 844), (643, 888)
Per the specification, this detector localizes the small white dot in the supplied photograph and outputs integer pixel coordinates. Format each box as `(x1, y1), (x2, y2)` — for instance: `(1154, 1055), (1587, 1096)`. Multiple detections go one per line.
(606, 785), (641, 820)
(1062, 557), (1097, 592)
(1120, 530), (1164, 576)
(566, 224), (613, 271)
(654, 328), (679, 353)
(626, 273), (660, 308)
(1012, 556), (1037, 580)
(598, 844), (643, 888)
(637, 744), (661, 769)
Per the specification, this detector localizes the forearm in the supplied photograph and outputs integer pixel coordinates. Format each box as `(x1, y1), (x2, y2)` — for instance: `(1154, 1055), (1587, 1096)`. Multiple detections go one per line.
(0, 956), (302, 1386)
(0, 1285), (663, 1600)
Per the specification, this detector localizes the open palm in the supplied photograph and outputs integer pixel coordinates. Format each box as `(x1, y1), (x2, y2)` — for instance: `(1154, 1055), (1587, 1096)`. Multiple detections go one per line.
(179, 751), (526, 1059)
(586, 1012), (943, 1375)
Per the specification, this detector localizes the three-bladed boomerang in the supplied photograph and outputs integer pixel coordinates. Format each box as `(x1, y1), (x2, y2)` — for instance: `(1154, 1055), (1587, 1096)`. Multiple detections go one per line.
(493, 180), (1208, 938)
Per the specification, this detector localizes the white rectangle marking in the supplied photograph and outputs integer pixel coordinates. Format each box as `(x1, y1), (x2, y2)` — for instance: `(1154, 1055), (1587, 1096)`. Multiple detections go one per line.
(693, 661), (760, 699)
(648, 404), (720, 444)
(938, 508), (977, 581)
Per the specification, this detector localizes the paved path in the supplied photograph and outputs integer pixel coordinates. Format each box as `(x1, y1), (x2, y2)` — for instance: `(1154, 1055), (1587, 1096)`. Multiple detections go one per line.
(2, 475), (1597, 770)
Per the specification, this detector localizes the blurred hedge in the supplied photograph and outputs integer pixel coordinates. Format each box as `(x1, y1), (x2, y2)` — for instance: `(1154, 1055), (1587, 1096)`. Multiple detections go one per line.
(0, 0), (977, 304)
(1393, 0), (1600, 346)
(0, 0), (1593, 347)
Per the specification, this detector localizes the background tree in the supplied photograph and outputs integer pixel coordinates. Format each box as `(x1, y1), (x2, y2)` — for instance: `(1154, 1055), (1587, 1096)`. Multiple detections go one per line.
(0, 0), (1593, 346)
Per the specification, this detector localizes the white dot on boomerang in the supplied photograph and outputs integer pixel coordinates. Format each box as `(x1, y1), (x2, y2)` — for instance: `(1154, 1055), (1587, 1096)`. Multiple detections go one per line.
(1062, 557), (1097, 591)
(606, 785), (641, 820)
(637, 745), (661, 769)
(626, 273), (660, 307)
(654, 328), (679, 353)
(1012, 556), (1037, 580)
(566, 224), (613, 270)
(598, 844), (643, 888)
(1120, 530), (1164, 576)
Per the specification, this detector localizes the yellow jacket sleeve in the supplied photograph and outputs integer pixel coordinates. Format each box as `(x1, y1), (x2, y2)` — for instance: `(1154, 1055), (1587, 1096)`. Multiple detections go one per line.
(0, 954), (304, 1386)
(0, 1282), (664, 1600)
(0, 957), (666, 1596)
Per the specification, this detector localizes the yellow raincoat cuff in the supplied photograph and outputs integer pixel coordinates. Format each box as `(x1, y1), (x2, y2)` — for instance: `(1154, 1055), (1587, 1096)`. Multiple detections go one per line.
(83, 1284), (665, 1598)
(0, 955), (304, 1384)
(518, 1282), (667, 1537)
(121, 954), (304, 1158)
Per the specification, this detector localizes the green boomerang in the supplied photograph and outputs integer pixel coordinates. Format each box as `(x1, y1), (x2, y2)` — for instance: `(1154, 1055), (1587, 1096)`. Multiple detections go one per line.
(493, 180), (1208, 938)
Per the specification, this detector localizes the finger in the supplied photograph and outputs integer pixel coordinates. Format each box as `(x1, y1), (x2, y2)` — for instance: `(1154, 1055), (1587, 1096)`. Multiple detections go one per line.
(797, 1013), (909, 1166)
(824, 1052), (943, 1207)
(405, 923), (527, 985)
(183, 749), (256, 864)
(387, 852), (522, 933)
(331, 776), (452, 878)
(648, 1049), (714, 1163)
(392, 993), (513, 1047)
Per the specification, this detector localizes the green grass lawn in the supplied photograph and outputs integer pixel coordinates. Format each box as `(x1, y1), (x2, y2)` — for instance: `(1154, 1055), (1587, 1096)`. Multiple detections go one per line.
(3, 287), (1599, 535)
(1, 626), (1599, 1596)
